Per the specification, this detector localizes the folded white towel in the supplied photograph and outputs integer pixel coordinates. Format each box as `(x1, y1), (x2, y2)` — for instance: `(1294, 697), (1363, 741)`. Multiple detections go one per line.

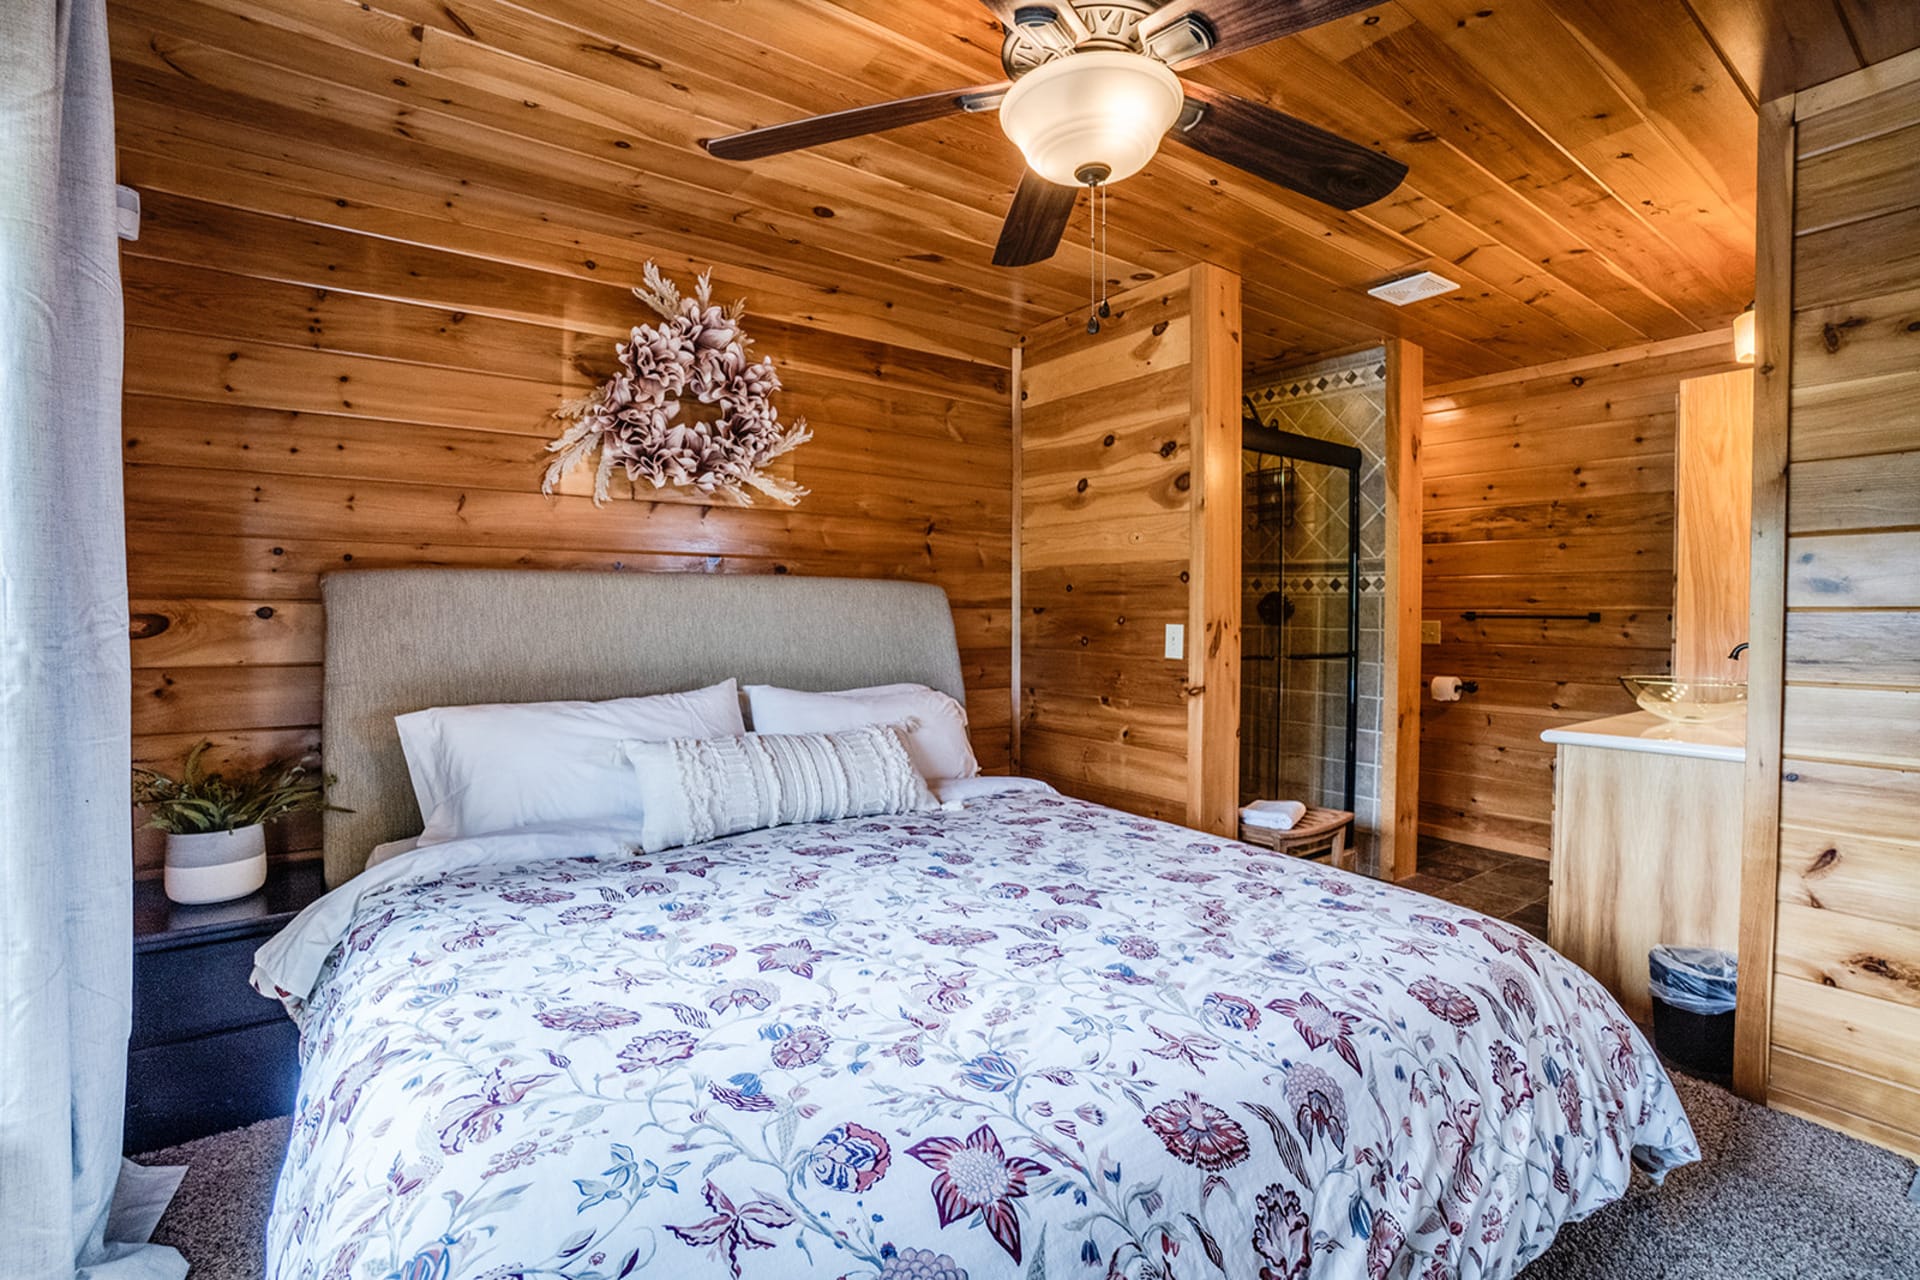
(1239, 799), (1307, 831)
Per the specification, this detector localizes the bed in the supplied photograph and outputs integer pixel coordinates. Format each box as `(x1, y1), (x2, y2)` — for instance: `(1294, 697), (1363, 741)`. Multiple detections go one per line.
(253, 570), (1697, 1280)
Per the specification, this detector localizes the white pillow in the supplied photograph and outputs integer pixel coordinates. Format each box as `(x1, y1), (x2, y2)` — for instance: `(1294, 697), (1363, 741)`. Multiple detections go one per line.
(623, 726), (937, 853)
(744, 683), (979, 782)
(395, 680), (745, 845)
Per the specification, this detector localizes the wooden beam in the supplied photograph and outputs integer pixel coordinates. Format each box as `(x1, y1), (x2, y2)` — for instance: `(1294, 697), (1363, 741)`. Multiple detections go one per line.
(1424, 329), (1737, 401)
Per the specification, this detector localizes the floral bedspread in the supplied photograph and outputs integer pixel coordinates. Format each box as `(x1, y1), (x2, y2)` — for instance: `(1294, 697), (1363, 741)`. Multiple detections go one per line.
(254, 789), (1696, 1280)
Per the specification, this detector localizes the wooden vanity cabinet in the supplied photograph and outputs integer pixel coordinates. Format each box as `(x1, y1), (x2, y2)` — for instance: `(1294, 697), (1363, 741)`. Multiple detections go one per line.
(1547, 740), (1744, 1023)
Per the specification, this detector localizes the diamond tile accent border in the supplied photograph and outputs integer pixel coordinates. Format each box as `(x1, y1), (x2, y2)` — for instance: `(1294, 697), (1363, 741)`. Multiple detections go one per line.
(1252, 353), (1389, 404)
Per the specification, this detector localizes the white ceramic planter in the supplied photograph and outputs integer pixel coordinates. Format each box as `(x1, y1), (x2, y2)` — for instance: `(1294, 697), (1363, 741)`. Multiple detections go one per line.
(164, 824), (268, 905)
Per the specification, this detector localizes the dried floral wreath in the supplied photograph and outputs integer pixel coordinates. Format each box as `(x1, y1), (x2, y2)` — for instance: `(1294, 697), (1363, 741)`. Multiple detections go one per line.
(543, 263), (812, 506)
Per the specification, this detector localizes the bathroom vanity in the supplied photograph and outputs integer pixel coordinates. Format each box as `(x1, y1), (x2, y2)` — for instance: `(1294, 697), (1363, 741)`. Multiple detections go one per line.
(1542, 712), (1745, 1022)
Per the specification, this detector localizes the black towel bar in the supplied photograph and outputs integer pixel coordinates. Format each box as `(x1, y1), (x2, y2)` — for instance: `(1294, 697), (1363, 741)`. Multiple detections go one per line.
(1461, 611), (1602, 622)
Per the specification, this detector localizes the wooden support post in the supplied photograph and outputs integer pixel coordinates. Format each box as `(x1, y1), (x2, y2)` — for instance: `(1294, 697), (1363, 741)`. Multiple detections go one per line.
(1732, 94), (1795, 1105)
(1380, 339), (1424, 882)
(1186, 264), (1243, 838)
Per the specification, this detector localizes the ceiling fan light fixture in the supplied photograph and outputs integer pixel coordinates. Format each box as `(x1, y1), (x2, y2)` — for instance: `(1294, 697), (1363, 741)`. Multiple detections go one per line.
(999, 50), (1185, 187)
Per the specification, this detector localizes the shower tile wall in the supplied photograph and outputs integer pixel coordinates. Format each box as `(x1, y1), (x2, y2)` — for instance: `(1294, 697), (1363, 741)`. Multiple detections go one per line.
(1242, 349), (1388, 872)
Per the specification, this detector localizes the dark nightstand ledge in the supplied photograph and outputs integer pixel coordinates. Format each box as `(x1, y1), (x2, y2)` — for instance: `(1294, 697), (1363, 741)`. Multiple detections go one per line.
(125, 860), (328, 1154)
(133, 859), (328, 949)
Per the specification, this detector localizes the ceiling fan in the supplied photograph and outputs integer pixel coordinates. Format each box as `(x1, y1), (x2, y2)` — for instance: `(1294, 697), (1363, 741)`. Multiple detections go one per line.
(701, 0), (1409, 268)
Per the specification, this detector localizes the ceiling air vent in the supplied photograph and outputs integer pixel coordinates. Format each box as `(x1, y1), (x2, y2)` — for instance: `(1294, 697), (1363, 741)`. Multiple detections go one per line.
(1367, 271), (1459, 306)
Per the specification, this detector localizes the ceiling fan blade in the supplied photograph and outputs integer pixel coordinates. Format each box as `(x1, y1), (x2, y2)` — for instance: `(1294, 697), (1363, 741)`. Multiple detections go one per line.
(703, 83), (1009, 161)
(993, 170), (1079, 267)
(1137, 0), (1382, 67)
(1169, 84), (1407, 210)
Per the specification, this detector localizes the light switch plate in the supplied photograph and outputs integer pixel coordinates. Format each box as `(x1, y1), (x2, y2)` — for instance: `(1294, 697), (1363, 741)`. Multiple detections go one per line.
(115, 184), (141, 241)
(1164, 623), (1185, 660)
(1421, 620), (1442, 645)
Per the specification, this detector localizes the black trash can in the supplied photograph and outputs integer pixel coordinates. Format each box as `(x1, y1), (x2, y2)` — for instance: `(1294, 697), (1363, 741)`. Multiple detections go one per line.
(1648, 946), (1737, 1081)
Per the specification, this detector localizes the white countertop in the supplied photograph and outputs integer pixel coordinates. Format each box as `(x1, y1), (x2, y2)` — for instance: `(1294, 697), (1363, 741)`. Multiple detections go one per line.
(1540, 711), (1745, 762)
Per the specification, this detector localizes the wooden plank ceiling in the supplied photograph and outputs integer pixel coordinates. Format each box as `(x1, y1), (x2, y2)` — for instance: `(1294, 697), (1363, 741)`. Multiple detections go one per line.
(1689, 0), (1920, 100)
(106, 0), (1807, 382)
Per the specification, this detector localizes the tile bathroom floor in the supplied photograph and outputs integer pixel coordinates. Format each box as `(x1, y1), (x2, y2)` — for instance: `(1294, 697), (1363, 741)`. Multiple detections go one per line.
(1399, 836), (1551, 940)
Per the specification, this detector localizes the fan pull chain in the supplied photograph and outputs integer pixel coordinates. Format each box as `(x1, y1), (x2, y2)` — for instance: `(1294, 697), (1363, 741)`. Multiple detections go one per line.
(1087, 180), (1111, 335)
(1099, 181), (1111, 321)
(1087, 180), (1100, 334)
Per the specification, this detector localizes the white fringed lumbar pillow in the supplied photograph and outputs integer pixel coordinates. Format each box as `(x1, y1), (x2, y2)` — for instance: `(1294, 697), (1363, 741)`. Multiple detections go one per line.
(743, 683), (979, 783)
(623, 724), (937, 853)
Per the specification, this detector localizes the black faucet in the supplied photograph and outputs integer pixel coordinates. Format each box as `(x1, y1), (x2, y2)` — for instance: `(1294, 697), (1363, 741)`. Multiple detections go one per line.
(1728, 643), (1749, 660)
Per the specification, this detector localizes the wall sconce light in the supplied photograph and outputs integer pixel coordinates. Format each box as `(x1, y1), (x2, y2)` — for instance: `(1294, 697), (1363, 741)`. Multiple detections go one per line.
(1733, 302), (1756, 365)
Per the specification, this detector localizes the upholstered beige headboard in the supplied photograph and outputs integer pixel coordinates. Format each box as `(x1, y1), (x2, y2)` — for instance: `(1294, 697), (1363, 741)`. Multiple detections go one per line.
(320, 570), (967, 885)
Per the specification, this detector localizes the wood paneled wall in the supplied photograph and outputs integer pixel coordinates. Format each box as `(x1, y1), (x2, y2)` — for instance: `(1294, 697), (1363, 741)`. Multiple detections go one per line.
(1735, 52), (1920, 1159)
(1674, 369), (1756, 682)
(119, 194), (1013, 875)
(1417, 336), (1745, 858)
(1016, 266), (1242, 832)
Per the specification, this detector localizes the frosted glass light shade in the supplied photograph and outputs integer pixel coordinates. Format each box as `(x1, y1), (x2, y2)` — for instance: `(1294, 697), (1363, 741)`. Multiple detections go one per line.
(999, 51), (1185, 187)
(1733, 308), (1755, 364)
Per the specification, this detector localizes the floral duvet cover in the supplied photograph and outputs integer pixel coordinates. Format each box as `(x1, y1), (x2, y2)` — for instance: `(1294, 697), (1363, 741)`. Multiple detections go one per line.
(253, 787), (1696, 1280)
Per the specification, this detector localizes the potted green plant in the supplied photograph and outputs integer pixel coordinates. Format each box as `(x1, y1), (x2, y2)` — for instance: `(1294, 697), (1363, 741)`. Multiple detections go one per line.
(132, 742), (335, 905)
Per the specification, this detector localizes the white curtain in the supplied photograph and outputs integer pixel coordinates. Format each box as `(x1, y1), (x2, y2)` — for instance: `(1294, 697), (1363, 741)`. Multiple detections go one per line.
(0, 1), (184, 1276)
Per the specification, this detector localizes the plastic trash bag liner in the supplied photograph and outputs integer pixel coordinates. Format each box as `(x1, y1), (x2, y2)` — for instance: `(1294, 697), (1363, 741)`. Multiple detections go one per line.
(1648, 945), (1737, 1015)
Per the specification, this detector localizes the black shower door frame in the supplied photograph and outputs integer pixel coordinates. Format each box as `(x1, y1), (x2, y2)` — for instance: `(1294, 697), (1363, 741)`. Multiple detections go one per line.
(1244, 419), (1362, 814)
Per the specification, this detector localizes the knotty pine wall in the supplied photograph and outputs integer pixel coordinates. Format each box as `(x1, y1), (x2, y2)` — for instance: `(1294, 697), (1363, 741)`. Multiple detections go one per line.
(1417, 336), (1744, 858)
(1017, 266), (1242, 834)
(1736, 60), (1920, 1159)
(120, 193), (1013, 875)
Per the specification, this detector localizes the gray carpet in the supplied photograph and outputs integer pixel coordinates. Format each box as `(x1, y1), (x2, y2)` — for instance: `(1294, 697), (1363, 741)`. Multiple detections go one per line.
(136, 1073), (1919, 1279)
(136, 1115), (290, 1280)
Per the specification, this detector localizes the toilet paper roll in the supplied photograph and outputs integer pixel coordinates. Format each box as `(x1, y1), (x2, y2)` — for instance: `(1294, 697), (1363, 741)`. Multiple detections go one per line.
(1430, 675), (1465, 702)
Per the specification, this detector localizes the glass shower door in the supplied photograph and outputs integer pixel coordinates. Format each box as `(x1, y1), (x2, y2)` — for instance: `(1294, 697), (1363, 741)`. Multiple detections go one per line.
(1240, 423), (1361, 815)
